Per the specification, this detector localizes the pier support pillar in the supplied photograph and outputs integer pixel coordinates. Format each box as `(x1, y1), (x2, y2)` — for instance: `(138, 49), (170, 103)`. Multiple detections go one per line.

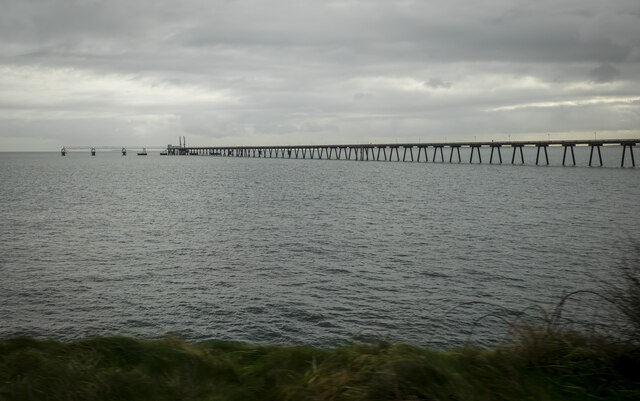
(470, 145), (482, 163)
(402, 146), (413, 162)
(621, 143), (636, 167)
(416, 146), (428, 162)
(433, 146), (444, 162)
(535, 145), (549, 165)
(489, 145), (502, 164)
(511, 145), (524, 164)
(391, 147), (400, 161)
(449, 146), (461, 163)
(589, 143), (603, 166)
(562, 144), (576, 166)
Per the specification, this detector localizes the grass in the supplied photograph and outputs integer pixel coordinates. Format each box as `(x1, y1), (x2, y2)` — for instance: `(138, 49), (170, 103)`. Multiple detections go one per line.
(2, 250), (639, 400)
(1, 331), (638, 401)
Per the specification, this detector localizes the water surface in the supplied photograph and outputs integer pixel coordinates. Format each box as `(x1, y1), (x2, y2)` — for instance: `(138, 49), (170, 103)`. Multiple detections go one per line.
(1, 150), (638, 347)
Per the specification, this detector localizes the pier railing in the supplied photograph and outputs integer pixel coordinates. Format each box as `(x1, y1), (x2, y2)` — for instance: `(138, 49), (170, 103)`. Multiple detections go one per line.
(61, 139), (639, 167)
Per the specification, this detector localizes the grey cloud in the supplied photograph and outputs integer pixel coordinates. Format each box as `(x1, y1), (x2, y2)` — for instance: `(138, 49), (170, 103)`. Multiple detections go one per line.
(1, 0), (640, 150)
(425, 78), (451, 89)
(7, 1), (639, 67)
(353, 92), (374, 101)
(589, 63), (620, 83)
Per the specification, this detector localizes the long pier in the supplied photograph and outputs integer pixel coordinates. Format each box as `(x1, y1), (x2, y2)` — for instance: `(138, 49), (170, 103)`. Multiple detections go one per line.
(62, 138), (639, 167)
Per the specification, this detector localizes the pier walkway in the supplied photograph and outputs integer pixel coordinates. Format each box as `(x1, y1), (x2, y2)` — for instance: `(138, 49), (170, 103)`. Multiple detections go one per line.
(62, 139), (639, 167)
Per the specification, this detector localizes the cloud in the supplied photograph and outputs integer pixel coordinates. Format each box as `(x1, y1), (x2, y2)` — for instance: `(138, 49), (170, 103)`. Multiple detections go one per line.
(1, 0), (640, 150)
(486, 96), (640, 111)
(589, 63), (620, 83)
(425, 78), (452, 89)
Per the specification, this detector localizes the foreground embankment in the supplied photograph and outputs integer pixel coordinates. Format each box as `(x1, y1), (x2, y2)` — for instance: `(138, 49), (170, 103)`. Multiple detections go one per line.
(1, 330), (638, 401)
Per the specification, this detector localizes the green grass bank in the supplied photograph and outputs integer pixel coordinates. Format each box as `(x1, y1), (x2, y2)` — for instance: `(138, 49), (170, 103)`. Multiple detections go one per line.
(1, 330), (639, 401)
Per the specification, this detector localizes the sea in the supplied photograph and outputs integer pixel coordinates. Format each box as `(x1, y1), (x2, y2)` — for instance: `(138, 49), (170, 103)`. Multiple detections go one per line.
(1, 146), (639, 348)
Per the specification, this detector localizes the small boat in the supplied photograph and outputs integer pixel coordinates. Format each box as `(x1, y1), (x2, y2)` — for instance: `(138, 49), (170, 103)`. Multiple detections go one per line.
(160, 151), (168, 156)
(137, 147), (148, 156)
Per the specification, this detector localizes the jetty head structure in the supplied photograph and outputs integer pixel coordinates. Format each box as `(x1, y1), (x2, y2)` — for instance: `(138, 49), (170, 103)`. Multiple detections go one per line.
(62, 137), (639, 167)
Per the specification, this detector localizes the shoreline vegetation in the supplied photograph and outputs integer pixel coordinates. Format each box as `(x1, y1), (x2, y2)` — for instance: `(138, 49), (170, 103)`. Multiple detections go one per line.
(1, 331), (638, 401)
(2, 254), (639, 400)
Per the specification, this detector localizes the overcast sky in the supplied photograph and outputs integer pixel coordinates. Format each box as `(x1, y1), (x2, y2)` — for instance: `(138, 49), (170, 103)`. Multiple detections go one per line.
(1, 0), (639, 150)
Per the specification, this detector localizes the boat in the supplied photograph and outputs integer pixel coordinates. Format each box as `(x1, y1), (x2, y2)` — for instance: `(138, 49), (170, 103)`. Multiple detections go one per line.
(137, 147), (148, 156)
(160, 151), (168, 155)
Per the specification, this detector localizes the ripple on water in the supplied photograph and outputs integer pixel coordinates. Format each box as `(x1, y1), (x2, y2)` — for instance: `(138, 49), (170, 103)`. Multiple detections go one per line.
(0, 152), (638, 347)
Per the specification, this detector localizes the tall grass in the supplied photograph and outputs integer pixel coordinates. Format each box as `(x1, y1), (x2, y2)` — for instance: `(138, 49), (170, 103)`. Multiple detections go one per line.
(1, 334), (637, 401)
(601, 242), (640, 343)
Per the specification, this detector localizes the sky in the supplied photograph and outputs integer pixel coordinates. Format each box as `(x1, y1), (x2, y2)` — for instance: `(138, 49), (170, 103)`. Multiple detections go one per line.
(1, 0), (640, 150)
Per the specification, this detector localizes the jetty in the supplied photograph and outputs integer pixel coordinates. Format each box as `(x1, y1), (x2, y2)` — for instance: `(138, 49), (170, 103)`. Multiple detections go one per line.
(61, 138), (639, 167)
